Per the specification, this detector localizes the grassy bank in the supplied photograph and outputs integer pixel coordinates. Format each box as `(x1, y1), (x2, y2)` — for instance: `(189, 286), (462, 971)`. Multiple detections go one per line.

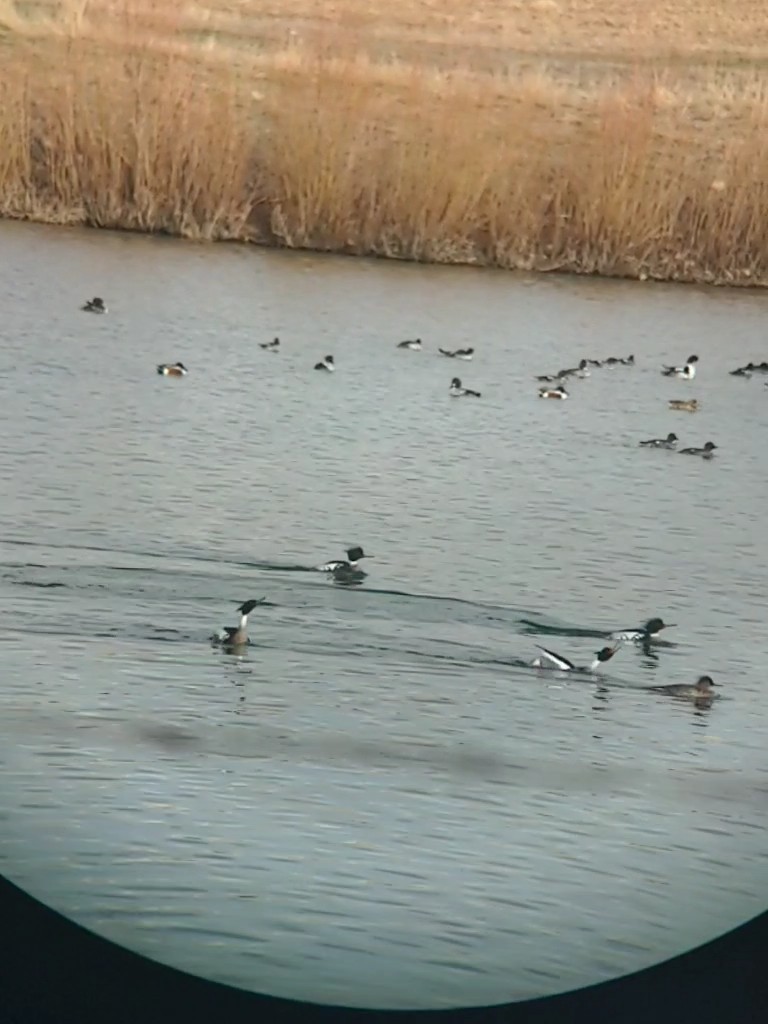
(2, 0), (768, 284)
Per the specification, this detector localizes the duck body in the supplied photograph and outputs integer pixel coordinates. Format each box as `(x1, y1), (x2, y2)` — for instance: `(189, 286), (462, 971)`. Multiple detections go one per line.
(538, 385), (568, 400)
(260, 337), (280, 351)
(157, 362), (188, 377)
(679, 441), (717, 458)
(210, 598), (265, 648)
(531, 643), (621, 674)
(639, 433), (678, 449)
(82, 297), (107, 313)
(611, 617), (675, 643)
(439, 347), (474, 360)
(669, 399), (698, 412)
(650, 675), (717, 701)
(662, 355), (699, 379)
(314, 355), (335, 372)
(316, 545), (370, 573)
(397, 339), (422, 350)
(449, 377), (481, 397)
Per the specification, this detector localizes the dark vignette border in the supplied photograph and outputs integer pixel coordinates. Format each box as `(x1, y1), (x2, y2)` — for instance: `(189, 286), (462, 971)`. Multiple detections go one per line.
(1, 875), (766, 1024)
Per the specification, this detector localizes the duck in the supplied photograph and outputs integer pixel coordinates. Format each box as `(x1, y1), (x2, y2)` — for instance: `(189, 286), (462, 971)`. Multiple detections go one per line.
(662, 354), (699, 379)
(538, 384), (568, 400)
(611, 617), (675, 643)
(531, 642), (622, 674)
(450, 377), (481, 397)
(397, 338), (422, 351)
(668, 399), (698, 412)
(81, 297), (107, 314)
(439, 347), (474, 360)
(620, 354), (635, 366)
(260, 337), (280, 351)
(679, 441), (717, 459)
(534, 370), (568, 383)
(316, 545), (370, 573)
(650, 675), (717, 702)
(639, 432), (678, 449)
(314, 355), (335, 372)
(729, 364), (752, 377)
(559, 359), (591, 379)
(210, 598), (265, 648)
(157, 362), (188, 377)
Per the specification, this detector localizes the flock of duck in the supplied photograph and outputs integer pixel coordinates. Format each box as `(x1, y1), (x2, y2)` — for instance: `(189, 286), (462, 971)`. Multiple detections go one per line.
(78, 295), (755, 709)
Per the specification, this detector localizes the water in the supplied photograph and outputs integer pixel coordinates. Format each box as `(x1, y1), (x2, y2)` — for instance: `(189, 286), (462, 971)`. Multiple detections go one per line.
(1, 219), (767, 1010)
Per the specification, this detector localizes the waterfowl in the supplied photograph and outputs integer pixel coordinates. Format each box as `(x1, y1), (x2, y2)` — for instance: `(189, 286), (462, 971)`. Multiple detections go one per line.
(397, 338), (422, 350)
(439, 347), (474, 360)
(538, 384), (568, 400)
(534, 370), (567, 383)
(260, 337), (280, 351)
(586, 359), (604, 368)
(662, 354), (699, 379)
(639, 432), (678, 449)
(316, 545), (370, 573)
(650, 675), (717, 701)
(620, 355), (635, 366)
(668, 399), (698, 412)
(559, 359), (590, 379)
(679, 441), (717, 459)
(314, 355), (335, 372)
(157, 362), (188, 377)
(531, 642), (622, 674)
(729, 365), (752, 377)
(82, 297), (107, 314)
(210, 598), (265, 648)
(449, 377), (481, 397)
(611, 617), (675, 643)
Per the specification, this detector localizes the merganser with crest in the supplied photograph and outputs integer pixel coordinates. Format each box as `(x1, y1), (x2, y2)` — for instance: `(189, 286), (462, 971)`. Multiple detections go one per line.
(531, 642), (622, 673)
(82, 297), (107, 314)
(611, 617), (675, 643)
(662, 355), (698, 379)
(397, 338), (422, 350)
(314, 355), (335, 372)
(450, 377), (481, 397)
(639, 432), (678, 449)
(210, 598), (265, 648)
(317, 545), (370, 573)
(157, 362), (188, 376)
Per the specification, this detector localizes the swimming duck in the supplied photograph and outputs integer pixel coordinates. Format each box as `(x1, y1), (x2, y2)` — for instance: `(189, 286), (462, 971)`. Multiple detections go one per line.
(439, 347), (474, 360)
(559, 359), (591, 379)
(729, 365), (752, 377)
(650, 675), (717, 701)
(316, 545), (370, 573)
(314, 355), (335, 372)
(639, 432), (678, 449)
(620, 354), (635, 366)
(538, 384), (568, 400)
(397, 338), (422, 350)
(210, 598), (265, 648)
(534, 370), (568, 383)
(531, 642), (622, 674)
(260, 337), (280, 351)
(679, 441), (717, 458)
(668, 399), (698, 412)
(662, 354), (699, 379)
(611, 617), (675, 643)
(82, 297), (107, 314)
(450, 377), (481, 397)
(157, 362), (188, 377)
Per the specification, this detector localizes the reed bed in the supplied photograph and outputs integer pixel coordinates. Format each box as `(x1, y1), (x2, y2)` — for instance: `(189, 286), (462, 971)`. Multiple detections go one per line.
(1, 0), (768, 283)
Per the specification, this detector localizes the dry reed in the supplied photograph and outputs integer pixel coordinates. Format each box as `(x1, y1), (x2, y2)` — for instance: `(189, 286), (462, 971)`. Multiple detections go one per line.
(1, 0), (768, 284)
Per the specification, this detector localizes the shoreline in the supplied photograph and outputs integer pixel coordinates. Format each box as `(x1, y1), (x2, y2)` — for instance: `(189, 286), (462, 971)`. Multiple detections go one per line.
(3, 4), (768, 289)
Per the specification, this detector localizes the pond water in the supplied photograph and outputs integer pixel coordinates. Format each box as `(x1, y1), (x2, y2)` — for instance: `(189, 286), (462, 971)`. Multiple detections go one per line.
(1, 219), (766, 1010)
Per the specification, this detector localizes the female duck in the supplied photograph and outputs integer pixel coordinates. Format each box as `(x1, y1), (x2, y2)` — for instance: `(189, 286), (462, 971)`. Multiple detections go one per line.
(668, 398), (698, 412)
(650, 675), (717, 701)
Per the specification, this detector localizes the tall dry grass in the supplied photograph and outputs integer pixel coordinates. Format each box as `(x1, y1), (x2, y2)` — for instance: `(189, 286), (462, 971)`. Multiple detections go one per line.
(1, 0), (768, 283)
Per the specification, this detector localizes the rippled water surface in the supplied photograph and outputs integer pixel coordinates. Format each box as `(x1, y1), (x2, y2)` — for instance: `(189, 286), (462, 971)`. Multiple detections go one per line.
(1, 220), (767, 1009)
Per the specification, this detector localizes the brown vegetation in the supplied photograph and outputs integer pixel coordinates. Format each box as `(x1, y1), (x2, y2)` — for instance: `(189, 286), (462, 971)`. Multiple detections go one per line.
(1, 0), (768, 283)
